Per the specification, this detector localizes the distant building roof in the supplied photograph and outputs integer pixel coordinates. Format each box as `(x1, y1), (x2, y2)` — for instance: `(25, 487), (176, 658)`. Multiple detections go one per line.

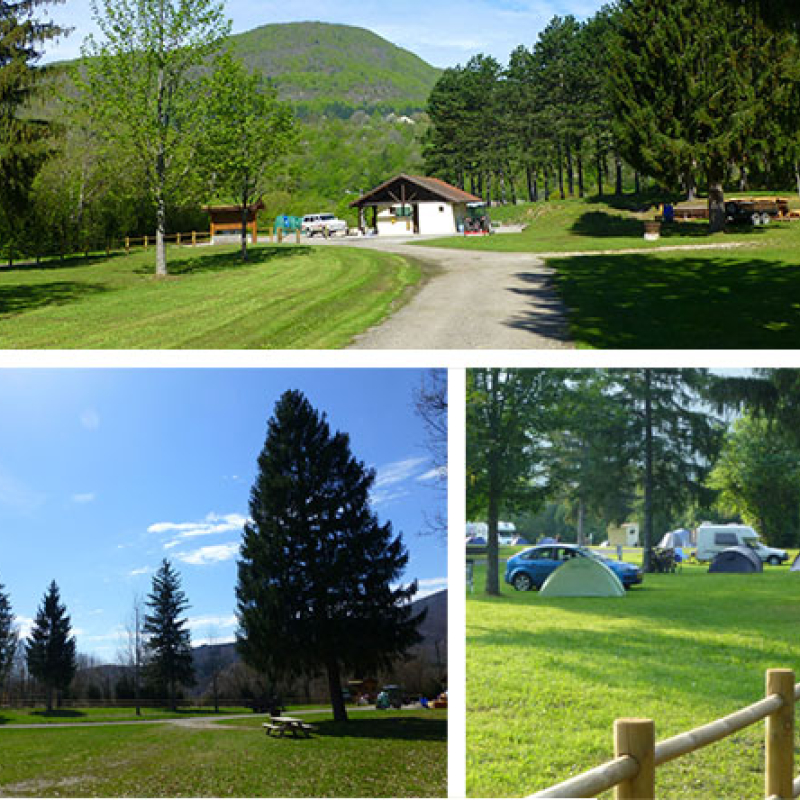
(350, 174), (482, 208)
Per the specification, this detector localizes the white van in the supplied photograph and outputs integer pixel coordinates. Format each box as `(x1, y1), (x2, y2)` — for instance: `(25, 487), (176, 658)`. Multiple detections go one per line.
(695, 523), (788, 565)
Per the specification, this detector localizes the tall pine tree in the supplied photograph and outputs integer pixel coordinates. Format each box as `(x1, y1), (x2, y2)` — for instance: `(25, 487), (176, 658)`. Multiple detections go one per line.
(0, 0), (64, 258)
(0, 578), (18, 694)
(25, 580), (76, 711)
(236, 390), (424, 723)
(144, 559), (194, 711)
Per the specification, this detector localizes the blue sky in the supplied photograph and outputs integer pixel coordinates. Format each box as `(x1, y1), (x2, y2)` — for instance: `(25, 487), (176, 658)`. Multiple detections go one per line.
(0, 368), (447, 662)
(41, 0), (604, 67)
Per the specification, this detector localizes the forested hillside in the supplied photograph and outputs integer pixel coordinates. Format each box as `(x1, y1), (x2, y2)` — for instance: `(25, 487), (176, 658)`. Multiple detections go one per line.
(228, 22), (440, 113)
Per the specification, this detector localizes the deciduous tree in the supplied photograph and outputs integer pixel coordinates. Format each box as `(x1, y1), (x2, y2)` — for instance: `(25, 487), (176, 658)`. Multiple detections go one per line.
(79, 0), (230, 275)
(199, 53), (295, 260)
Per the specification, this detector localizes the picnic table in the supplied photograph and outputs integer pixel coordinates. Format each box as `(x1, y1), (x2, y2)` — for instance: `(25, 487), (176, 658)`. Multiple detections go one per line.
(263, 716), (316, 738)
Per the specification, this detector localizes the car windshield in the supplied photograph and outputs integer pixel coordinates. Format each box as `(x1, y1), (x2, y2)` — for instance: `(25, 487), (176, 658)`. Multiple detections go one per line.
(744, 538), (761, 550)
(320, 214), (335, 220)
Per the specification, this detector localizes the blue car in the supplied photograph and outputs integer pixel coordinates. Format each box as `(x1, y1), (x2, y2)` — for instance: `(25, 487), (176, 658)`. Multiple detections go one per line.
(505, 544), (643, 591)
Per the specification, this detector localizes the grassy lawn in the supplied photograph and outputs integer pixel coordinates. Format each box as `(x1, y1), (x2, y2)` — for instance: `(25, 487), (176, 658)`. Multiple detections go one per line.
(0, 243), (420, 348)
(0, 710), (446, 796)
(467, 560), (800, 798)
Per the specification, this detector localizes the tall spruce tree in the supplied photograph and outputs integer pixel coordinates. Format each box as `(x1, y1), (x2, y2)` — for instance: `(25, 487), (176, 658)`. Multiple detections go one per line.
(25, 580), (77, 711)
(0, 0), (64, 258)
(0, 578), (18, 693)
(144, 559), (194, 710)
(609, 369), (725, 571)
(236, 390), (424, 723)
(608, 0), (800, 231)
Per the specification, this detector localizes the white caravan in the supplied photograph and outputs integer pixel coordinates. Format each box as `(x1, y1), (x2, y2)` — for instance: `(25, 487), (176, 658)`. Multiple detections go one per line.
(695, 523), (788, 565)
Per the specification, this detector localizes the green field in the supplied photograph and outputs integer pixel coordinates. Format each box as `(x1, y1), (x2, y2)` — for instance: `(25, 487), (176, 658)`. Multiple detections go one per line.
(0, 244), (420, 348)
(0, 709), (446, 796)
(467, 559), (800, 798)
(424, 196), (800, 348)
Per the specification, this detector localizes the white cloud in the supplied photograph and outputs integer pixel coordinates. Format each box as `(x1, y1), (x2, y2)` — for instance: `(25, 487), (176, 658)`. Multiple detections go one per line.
(176, 542), (240, 566)
(187, 614), (238, 632)
(129, 566), (152, 576)
(80, 408), (100, 430)
(15, 615), (34, 639)
(374, 456), (429, 489)
(418, 466), (447, 482)
(148, 512), (247, 543)
(72, 492), (96, 504)
(371, 487), (411, 507)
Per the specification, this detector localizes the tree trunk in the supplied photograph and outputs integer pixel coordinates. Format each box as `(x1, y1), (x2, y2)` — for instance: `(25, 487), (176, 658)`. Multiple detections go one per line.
(557, 143), (565, 200)
(597, 149), (604, 197)
(485, 173), (493, 206)
(155, 66), (168, 277)
(739, 166), (748, 193)
(615, 154), (623, 196)
(643, 369), (654, 573)
(794, 161), (800, 198)
(544, 167), (550, 202)
(499, 170), (507, 205)
(485, 487), (500, 596)
(46, 683), (53, 712)
(526, 164), (535, 202)
(326, 658), (348, 722)
(634, 171), (640, 195)
(240, 191), (249, 262)
(708, 179), (726, 233)
(577, 151), (584, 198)
(507, 170), (517, 205)
(566, 138), (574, 196)
(576, 497), (585, 547)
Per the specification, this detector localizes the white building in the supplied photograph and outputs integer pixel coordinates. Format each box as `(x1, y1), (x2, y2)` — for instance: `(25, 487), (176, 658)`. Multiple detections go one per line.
(351, 174), (483, 236)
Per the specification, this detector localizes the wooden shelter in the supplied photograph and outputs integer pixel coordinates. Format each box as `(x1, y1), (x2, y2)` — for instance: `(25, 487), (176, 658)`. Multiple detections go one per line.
(205, 201), (264, 244)
(350, 174), (482, 236)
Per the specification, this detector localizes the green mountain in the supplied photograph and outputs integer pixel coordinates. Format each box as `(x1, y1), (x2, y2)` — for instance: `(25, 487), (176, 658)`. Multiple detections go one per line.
(227, 21), (441, 111)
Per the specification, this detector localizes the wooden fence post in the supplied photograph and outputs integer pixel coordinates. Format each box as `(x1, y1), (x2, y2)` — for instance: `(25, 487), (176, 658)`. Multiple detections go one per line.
(615, 719), (655, 800)
(192, 231), (197, 246)
(296, 229), (301, 244)
(765, 669), (795, 800)
(144, 235), (148, 249)
(277, 228), (283, 244)
(176, 232), (181, 245)
(125, 237), (130, 254)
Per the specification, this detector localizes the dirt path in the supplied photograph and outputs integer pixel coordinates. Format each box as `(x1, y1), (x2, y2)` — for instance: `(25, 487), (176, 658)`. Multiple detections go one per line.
(313, 236), (747, 350)
(338, 238), (573, 349)
(0, 706), (381, 731)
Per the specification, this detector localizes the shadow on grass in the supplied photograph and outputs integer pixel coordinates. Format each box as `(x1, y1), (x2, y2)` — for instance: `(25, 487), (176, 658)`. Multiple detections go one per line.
(0, 252), (127, 273)
(501, 271), (574, 345)
(550, 252), (800, 348)
(0, 281), (109, 317)
(29, 709), (87, 720)
(313, 716), (446, 743)
(138, 245), (313, 276)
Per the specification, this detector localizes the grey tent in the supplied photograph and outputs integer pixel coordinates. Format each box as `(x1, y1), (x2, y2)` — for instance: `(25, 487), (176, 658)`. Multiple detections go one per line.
(658, 529), (693, 549)
(539, 555), (625, 597)
(708, 546), (763, 573)
(791, 553), (800, 572)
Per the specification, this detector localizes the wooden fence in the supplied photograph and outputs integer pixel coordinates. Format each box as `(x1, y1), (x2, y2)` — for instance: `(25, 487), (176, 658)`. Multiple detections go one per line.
(530, 668), (799, 800)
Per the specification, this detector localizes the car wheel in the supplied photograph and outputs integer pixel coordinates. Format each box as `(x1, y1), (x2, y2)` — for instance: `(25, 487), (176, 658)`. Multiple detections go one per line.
(512, 573), (533, 591)
(768, 555), (781, 566)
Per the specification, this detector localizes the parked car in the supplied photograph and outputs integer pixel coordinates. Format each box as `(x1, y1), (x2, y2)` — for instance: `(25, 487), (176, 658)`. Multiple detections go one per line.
(301, 213), (348, 237)
(695, 523), (788, 565)
(504, 544), (643, 591)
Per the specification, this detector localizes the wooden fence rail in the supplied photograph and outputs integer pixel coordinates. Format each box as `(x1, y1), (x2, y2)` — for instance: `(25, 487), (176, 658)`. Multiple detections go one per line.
(530, 669), (798, 800)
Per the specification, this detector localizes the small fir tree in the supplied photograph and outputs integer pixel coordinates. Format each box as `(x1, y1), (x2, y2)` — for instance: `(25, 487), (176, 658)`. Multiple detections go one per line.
(25, 580), (77, 711)
(144, 559), (195, 710)
(0, 579), (18, 693)
(236, 390), (424, 723)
